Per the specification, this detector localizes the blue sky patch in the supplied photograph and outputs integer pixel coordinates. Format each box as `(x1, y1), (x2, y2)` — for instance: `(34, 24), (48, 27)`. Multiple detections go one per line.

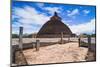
(12, 1), (96, 35)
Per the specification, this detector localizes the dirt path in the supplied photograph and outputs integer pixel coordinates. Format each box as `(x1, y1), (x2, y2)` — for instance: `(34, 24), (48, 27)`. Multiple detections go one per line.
(23, 42), (88, 64)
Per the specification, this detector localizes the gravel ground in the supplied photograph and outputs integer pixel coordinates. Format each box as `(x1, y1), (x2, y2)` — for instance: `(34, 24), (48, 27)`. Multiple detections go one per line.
(12, 38), (78, 45)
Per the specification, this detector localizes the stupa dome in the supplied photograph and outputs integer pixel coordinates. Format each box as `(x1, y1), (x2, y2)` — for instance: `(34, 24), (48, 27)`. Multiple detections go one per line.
(36, 12), (73, 38)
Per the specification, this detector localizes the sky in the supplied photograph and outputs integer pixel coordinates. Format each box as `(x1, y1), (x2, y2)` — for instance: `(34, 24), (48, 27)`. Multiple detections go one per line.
(12, 1), (96, 35)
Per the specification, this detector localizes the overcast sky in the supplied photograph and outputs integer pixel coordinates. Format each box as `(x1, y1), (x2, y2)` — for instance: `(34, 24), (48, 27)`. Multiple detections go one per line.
(12, 1), (96, 35)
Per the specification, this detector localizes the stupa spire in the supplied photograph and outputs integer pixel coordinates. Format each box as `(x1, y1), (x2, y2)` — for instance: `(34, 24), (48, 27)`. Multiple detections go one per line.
(54, 12), (58, 16)
(51, 12), (61, 21)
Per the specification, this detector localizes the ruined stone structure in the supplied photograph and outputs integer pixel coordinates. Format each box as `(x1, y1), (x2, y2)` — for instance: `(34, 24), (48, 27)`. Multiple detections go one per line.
(36, 12), (75, 38)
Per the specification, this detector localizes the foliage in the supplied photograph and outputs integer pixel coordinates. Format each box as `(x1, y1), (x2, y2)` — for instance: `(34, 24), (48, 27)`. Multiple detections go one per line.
(12, 34), (19, 38)
(12, 33), (37, 38)
(79, 33), (96, 37)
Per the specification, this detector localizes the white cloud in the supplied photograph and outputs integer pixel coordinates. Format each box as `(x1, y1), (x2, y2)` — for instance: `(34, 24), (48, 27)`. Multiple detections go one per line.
(13, 6), (50, 25)
(35, 2), (62, 15)
(44, 7), (62, 15)
(62, 20), (72, 26)
(36, 3), (44, 8)
(83, 10), (90, 15)
(34, 3), (62, 15)
(12, 5), (62, 34)
(12, 6), (50, 34)
(67, 9), (79, 17)
(67, 10), (71, 13)
(68, 18), (95, 35)
(12, 5), (95, 35)
(12, 23), (40, 34)
(12, 21), (42, 34)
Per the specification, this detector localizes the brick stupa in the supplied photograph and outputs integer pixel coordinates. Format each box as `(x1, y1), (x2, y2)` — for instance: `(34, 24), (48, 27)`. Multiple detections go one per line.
(36, 12), (75, 38)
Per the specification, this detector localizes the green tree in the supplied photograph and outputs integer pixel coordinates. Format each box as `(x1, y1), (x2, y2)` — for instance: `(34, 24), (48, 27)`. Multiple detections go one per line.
(12, 34), (19, 38)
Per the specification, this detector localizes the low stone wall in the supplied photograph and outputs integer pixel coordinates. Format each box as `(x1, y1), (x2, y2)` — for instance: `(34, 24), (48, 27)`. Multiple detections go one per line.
(36, 34), (74, 38)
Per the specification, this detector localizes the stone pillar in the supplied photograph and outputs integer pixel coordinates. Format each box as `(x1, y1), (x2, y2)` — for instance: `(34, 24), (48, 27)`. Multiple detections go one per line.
(61, 32), (63, 44)
(19, 27), (23, 50)
(88, 36), (91, 51)
(78, 37), (81, 47)
(12, 47), (16, 64)
(36, 40), (40, 51)
(68, 36), (70, 42)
